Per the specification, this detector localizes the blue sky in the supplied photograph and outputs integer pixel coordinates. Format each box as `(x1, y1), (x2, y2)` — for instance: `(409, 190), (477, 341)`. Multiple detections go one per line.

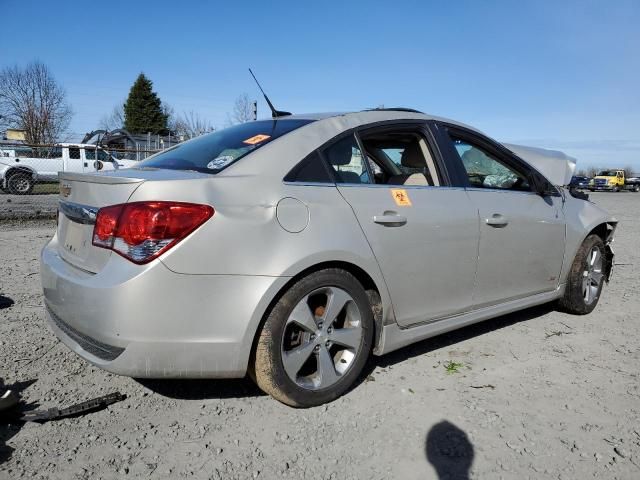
(1, 0), (638, 169)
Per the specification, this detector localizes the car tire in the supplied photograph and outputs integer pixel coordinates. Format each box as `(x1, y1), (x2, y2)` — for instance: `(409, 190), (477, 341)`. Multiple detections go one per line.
(558, 234), (606, 315)
(253, 268), (374, 407)
(7, 172), (34, 195)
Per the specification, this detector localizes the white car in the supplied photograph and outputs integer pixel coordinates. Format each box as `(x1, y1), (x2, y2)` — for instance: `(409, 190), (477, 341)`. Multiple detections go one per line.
(0, 144), (136, 194)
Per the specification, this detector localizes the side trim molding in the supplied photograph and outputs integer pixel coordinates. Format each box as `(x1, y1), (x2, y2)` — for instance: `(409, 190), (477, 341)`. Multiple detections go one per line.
(374, 286), (564, 356)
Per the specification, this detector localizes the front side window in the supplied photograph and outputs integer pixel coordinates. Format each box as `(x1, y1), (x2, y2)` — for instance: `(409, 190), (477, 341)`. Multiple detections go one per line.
(451, 137), (530, 191)
(140, 119), (313, 174)
(359, 130), (440, 186)
(323, 135), (370, 184)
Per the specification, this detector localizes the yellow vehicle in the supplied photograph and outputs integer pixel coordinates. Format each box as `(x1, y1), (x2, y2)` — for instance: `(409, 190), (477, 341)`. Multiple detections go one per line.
(590, 169), (640, 192)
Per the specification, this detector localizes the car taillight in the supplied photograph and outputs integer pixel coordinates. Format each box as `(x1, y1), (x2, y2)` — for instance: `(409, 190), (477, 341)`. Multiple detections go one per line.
(92, 201), (214, 264)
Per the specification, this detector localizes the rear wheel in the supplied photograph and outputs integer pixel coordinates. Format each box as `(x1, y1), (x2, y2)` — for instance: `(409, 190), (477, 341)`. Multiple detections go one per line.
(7, 172), (34, 195)
(558, 235), (606, 314)
(253, 269), (374, 407)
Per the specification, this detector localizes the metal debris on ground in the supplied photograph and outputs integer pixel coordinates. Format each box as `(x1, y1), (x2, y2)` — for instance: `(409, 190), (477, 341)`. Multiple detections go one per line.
(20, 392), (126, 422)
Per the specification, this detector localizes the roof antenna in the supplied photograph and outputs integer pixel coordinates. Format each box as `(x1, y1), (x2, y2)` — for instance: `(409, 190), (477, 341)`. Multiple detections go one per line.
(248, 68), (291, 118)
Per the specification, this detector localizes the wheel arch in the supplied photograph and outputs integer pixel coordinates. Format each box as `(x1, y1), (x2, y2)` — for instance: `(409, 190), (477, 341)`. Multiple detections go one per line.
(3, 166), (37, 192)
(5, 165), (37, 179)
(587, 221), (617, 244)
(584, 221), (617, 281)
(246, 260), (388, 376)
(561, 193), (617, 285)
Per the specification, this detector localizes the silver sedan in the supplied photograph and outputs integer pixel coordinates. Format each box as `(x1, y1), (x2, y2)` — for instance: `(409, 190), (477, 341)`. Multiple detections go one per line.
(41, 110), (616, 406)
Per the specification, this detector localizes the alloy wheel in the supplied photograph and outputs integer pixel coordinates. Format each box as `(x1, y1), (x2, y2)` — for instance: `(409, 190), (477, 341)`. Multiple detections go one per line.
(10, 175), (31, 194)
(582, 246), (604, 305)
(281, 286), (363, 390)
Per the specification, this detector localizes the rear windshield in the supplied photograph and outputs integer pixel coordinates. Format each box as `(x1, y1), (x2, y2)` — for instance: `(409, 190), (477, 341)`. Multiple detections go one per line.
(139, 119), (313, 173)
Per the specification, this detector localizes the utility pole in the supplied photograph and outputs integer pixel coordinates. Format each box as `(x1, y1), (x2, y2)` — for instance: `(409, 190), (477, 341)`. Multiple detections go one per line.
(252, 101), (258, 121)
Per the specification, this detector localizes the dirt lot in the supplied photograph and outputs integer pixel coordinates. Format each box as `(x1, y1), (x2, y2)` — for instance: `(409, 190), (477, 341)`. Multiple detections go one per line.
(0, 193), (57, 221)
(1, 192), (639, 479)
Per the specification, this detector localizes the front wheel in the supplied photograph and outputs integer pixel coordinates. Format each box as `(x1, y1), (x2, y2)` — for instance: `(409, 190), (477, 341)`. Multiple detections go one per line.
(558, 235), (606, 315)
(7, 172), (34, 195)
(253, 269), (374, 407)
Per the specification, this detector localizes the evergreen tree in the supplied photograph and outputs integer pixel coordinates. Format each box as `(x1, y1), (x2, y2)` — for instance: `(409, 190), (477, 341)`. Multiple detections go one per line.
(123, 73), (168, 134)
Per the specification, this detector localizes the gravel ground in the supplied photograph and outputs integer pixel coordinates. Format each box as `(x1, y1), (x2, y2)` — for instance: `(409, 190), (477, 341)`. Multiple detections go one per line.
(0, 194), (57, 221)
(1, 192), (639, 479)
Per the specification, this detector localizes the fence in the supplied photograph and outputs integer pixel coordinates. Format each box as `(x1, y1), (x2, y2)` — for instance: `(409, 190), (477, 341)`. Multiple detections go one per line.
(0, 143), (162, 196)
(0, 142), (161, 219)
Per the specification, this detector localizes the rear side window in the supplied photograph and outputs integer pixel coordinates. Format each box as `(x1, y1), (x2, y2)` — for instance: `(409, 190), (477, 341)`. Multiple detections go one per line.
(284, 151), (332, 183)
(68, 147), (81, 159)
(140, 119), (313, 174)
(323, 135), (370, 184)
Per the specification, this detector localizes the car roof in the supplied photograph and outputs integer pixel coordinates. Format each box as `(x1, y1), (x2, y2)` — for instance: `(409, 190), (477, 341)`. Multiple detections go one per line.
(279, 109), (483, 134)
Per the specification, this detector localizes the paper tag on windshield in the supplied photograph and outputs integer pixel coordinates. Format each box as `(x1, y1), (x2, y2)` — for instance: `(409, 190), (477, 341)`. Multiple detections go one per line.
(243, 134), (270, 145)
(207, 155), (234, 170)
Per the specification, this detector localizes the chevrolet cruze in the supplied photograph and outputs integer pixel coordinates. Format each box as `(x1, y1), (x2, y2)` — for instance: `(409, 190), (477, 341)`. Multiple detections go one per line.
(41, 109), (616, 406)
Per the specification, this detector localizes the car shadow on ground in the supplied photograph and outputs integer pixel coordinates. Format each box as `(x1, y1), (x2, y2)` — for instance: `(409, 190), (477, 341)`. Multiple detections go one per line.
(425, 420), (474, 479)
(136, 377), (265, 400)
(138, 303), (554, 403)
(0, 295), (15, 310)
(364, 302), (556, 376)
(0, 379), (38, 465)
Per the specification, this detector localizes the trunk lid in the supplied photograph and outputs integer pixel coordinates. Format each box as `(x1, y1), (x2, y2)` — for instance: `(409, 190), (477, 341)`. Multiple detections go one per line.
(57, 171), (145, 273)
(57, 168), (209, 273)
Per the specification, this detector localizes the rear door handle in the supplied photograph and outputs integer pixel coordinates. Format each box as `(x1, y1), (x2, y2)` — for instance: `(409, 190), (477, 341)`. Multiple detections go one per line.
(373, 214), (407, 226)
(486, 213), (509, 227)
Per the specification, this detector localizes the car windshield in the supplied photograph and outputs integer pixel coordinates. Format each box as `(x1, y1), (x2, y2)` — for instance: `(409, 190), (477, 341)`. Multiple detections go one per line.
(597, 170), (618, 176)
(139, 119), (313, 173)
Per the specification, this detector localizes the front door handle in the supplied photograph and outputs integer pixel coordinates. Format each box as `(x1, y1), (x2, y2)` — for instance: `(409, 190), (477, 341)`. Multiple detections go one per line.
(486, 213), (509, 227)
(373, 214), (407, 226)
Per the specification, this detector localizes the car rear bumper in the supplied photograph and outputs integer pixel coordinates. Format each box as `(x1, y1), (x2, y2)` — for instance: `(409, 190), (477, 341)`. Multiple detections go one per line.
(40, 236), (288, 378)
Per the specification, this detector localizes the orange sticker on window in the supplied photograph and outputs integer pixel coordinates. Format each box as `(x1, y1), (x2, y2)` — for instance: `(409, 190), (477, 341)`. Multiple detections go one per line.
(391, 189), (412, 206)
(242, 134), (271, 145)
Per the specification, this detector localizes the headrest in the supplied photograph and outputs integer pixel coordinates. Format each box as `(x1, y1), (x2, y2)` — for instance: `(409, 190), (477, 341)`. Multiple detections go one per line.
(327, 137), (355, 166)
(401, 141), (425, 169)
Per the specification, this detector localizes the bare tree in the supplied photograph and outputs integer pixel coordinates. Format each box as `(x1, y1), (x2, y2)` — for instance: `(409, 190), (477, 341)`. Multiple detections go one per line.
(229, 93), (255, 125)
(99, 103), (125, 131)
(162, 103), (176, 132)
(586, 166), (599, 178)
(0, 61), (72, 144)
(173, 111), (214, 138)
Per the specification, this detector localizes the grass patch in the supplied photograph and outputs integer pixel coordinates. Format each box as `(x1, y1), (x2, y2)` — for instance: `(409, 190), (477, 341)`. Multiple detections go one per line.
(444, 360), (464, 375)
(33, 183), (59, 194)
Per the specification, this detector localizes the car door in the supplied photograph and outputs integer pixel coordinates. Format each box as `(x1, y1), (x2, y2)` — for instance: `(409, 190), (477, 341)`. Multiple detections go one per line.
(323, 126), (479, 327)
(439, 125), (566, 308)
(63, 146), (86, 173)
(83, 146), (109, 172)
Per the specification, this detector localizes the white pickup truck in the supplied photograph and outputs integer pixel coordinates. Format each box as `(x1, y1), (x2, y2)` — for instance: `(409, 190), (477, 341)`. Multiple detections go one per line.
(0, 143), (136, 194)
